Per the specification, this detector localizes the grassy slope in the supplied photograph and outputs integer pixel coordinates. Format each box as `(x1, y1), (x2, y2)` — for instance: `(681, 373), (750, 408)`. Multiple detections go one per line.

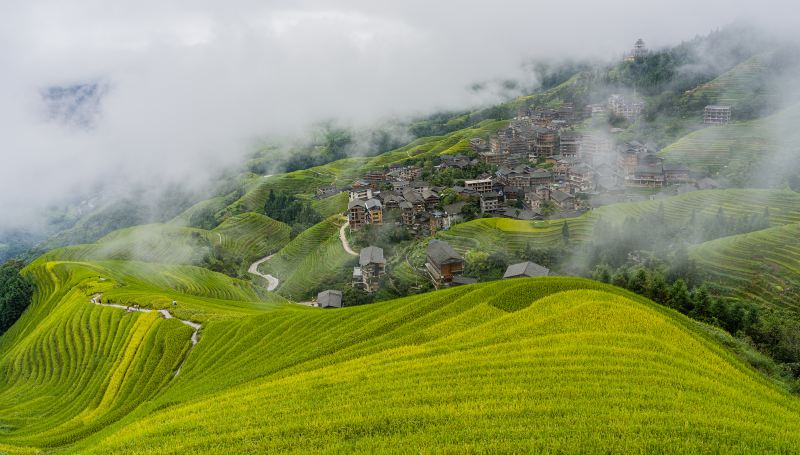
(691, 223), (800, 313)
(439, 188), (800, 255)
(3, 268), (800, 452)
(682, 54), (769, 108)
(258, 216), (355, 300)
(658, 103), (800, 170)
(0, 258), (285, 450)
(75, 279), (800, 453)
(35, 213), (290, 274)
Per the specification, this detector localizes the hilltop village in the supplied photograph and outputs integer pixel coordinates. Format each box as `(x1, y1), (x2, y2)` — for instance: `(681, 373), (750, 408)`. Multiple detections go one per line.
(310, 39), (731, 306)
(307, 40), (740, 304)
(307, 41), (737, 303)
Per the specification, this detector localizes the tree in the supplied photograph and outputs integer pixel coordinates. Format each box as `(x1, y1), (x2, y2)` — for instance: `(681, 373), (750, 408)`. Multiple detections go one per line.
(0, 262), (34, 335)
(629, 269), (648, 294)
(690, 285), (711, 319)
(592, 264), (612, 283)
(540, 201), (557, 216)
(646, 272), (669, 304)
(611, 268), (630, 288)
(562, 221), (571, 244)
(667, 279), (691, 313)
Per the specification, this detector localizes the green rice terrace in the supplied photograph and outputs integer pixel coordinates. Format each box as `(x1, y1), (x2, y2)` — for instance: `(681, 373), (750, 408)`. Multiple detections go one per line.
(692, 222), (800, 313)
(257, 215), (356, 301)
(439, 188), (800, 255)
(658, 103), (800, 173)
(2, 260), (800, 453)
(4, 23), (800, 454)
(681, 55), (770, 108)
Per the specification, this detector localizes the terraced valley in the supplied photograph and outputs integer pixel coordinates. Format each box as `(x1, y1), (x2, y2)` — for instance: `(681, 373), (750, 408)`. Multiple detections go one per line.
(4, 263), (800, 453)
(3, 20), (800, 453)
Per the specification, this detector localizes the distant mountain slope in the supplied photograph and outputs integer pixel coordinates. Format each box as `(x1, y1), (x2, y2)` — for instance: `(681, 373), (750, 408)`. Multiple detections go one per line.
(37, 212), (290, 277)
(691, 222), (800, 313)
(658, 103), (800, 183)
(681, 54), (771, 109)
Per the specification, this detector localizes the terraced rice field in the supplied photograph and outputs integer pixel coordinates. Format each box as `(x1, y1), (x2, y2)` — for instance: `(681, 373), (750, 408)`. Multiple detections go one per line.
(36, 213), (290, 275)
(682, 55), (768, 107)
(0, 258), (279, 450)
(659, 103), (800, 170)
(211, 212), (291, 263)
(3, 271), (798, 452)
(310, 192), (349, 218)
(440, 189), (800, 255)
(168, 196), (227, 227)
(36, 224), (212, 265)
(258, 216), (356, 300)
(691, 223), (800, 313)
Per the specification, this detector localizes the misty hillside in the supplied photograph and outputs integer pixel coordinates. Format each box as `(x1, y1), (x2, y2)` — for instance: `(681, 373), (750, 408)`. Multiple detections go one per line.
(2, 15), (800, 453)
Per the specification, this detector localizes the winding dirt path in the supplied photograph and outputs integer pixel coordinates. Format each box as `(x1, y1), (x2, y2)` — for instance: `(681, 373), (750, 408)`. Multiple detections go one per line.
(248, 254), (280, 291)
(90, 293), (200, 376)
(339, 223), (359, 257)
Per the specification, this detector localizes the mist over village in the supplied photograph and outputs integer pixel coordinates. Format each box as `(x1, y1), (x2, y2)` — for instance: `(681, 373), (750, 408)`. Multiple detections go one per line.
(1, 1), (800, 453)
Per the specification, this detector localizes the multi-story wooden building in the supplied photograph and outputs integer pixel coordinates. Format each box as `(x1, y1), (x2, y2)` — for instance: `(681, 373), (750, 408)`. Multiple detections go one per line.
(359, 246), (386, 292)
(425, 240), (465, 288)
(465, 178), (493, 194)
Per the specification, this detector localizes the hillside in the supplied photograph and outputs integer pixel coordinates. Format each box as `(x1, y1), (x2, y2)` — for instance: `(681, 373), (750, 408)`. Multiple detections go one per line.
(258, 216), (356, 300)
(658, 103), (800, 182)
(691, 223), (800, 313)
(35, 213), (291, 278)
(438, 188), (800, 256)
(681, 54), (771, 110)
(2, 22), (800, 453)
(2, 267), (799, 452)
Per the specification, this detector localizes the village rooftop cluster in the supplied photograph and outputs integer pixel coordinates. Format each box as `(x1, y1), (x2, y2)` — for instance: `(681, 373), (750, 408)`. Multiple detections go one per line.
(315, 39), (729, 302)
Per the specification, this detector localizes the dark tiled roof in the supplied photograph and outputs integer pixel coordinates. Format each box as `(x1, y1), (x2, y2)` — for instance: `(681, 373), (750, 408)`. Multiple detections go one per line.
(503, 262), (550, 278)
(317, 290), (343, 308)
(360, 246), (386, 266)
(427, 240), (463, 266)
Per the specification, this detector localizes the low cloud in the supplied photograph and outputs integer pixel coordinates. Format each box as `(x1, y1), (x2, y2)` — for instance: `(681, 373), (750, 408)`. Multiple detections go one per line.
(1, 0), (798, 230)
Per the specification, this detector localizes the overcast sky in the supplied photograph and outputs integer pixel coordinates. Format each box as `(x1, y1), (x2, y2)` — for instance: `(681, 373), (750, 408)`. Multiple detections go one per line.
(0, 0), (797, 229)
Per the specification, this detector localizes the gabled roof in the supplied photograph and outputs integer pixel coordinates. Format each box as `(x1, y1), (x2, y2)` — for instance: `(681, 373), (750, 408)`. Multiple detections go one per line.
(502, 208), (540, 220)
(427, 240), (463, 266)
(451, 276), (478, 286)
(402, 188), (424, 203)
(551, 190), (574, 203)
(360, 246), (386, 266)
(317, 290), (343, 308)
(348, 199), (366, 209)
(421, 189), (439, 200)
(503, 261), (550, 279)
(365, 198), (382, 210)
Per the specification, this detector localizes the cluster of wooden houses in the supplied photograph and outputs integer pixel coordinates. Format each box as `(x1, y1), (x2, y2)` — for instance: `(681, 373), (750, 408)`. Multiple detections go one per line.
(424, 239), (550, 289)
(315, 236), (551, 308)
(333, 115), (696, 239)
